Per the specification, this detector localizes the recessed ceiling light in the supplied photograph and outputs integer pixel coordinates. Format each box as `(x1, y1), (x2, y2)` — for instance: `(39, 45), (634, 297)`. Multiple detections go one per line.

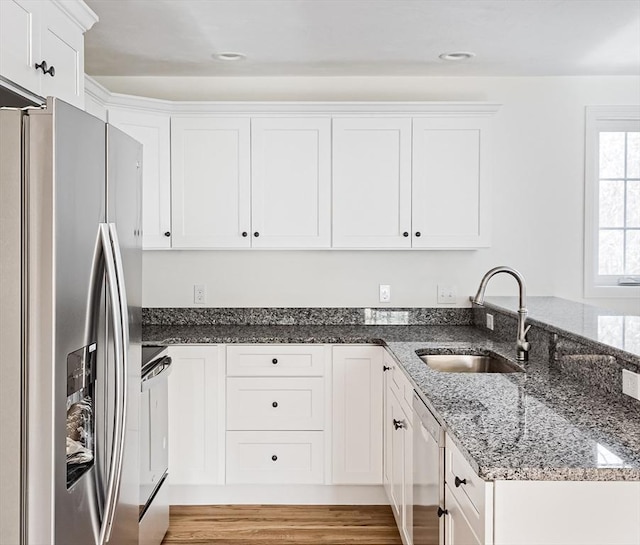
(213, 52), (246, 61)
(439, 51), (476, 61)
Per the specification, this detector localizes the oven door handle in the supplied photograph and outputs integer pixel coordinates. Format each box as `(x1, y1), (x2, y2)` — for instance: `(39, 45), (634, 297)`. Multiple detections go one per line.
(141, 357), (172, 392)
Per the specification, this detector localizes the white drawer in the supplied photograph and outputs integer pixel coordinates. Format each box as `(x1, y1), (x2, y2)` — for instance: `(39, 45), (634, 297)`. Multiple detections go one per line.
(226, 431), (324, 484)
(445, 435), (488, 539)
(227, 345), (325, 376)
(227, 377), (324, 431)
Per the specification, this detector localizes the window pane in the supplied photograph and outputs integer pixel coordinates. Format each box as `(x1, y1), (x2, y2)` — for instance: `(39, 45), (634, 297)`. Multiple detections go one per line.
(628, 180), (640, 227)
(628, 132), (640, 179)
(599, 132), (625, 178)
(625, 317), (640, 354)
(625, 230), (640, 275)
(598, 229), (624, 274)
(599, 180), (625, 227)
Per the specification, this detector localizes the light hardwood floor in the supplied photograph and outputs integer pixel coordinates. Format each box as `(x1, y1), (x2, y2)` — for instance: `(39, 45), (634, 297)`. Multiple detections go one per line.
(162, 505), (403, 544)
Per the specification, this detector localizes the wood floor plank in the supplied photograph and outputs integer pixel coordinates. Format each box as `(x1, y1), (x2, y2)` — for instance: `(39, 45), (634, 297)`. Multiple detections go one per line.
(162, 505), (403, 544)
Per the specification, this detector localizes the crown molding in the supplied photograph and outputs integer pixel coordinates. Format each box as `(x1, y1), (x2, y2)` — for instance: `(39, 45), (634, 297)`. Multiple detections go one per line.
(84, 75), (501, 117)
(52, 1), (99, 31)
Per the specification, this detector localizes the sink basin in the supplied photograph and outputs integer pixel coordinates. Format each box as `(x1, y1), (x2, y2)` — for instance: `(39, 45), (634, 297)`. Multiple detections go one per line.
(418, 353), (523, 373)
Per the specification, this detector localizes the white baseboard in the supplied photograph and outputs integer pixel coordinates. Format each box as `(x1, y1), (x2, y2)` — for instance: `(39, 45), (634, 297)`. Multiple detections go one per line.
(169, 484), (388, 505)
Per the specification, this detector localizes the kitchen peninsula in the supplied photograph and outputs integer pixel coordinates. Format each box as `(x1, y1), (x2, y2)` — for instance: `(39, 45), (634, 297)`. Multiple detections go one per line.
(143, 297), (640, 545)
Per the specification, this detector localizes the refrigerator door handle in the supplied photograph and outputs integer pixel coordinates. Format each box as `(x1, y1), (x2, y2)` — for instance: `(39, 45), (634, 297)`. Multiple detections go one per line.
(104, 224), (129, 544)
(97, 224), (127, 545)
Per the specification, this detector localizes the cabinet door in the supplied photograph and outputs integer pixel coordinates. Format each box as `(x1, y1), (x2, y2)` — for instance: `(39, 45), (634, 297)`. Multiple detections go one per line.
(171, 117), (251, 248)
(251, 118), (331, 248)
(40, 2), (84, 108)
(108, 107), (171, 249)
(412, 117), (491, 248)
(332, 118), (412, 248)
(445, 484), (483, 545)
(0, 0), (41, 94)
(167, 345), (224, 485)
(331, 345), (383, 484)
(384, 383), (403, 518)
(403, 410), (414, 545)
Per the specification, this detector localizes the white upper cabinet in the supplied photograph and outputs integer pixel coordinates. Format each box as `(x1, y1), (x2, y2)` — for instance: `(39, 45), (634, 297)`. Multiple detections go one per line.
(0, 0), (96, 108)
(332, 118), (412, 248)
(0, 0), (42, 94)
(412, 117), (491, 248)
(171, 117), (251, 248)
(251, 118), (331, 248)
(108, 107), (171, 249)
(39, 2), (84, 107)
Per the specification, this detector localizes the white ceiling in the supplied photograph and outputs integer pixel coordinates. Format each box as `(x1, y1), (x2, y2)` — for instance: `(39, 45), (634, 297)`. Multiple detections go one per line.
(84, 0), (640, 77)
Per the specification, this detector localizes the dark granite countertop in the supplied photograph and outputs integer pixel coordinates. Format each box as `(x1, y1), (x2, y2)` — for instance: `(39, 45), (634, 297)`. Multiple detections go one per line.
(143, 322), (640, 482)
(482, 296), (640, 363)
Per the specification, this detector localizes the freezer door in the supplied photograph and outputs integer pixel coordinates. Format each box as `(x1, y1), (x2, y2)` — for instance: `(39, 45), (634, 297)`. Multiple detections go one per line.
(106, 124), (143, 545)
(25, 99), (107, 545)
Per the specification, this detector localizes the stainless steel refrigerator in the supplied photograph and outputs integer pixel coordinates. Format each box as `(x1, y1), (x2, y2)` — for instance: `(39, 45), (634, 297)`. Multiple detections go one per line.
(0, 98), (142, 545)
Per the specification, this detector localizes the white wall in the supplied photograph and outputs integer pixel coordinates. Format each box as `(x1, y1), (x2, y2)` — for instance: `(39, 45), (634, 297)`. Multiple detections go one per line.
(96, 76), (640, 313)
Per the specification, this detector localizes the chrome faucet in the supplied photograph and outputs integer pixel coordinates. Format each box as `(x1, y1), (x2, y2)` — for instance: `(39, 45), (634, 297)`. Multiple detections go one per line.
(473, 266), (531, 362)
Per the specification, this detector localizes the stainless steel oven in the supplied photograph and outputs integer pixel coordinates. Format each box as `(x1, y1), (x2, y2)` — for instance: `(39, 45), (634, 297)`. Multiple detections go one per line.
(413, 393), (445, 545)
(139, 346), (172, 545)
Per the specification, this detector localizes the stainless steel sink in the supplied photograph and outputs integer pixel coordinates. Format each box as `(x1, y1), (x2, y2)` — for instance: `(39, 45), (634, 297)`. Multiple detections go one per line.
(417, 353), (523, 373)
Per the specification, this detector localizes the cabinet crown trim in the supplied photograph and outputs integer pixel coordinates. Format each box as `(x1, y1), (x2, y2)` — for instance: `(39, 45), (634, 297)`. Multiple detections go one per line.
(52, 0), (99, 32)
(84, 77), (501, 116)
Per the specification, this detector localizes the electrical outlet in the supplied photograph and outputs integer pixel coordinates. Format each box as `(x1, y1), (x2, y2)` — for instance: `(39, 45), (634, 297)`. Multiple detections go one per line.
(379, 284), (391, 303)
(437, 285), (457, 305)
(194, 284), (206, 305)
(486, 313), (494, 330)
(622, 369), (640, 401)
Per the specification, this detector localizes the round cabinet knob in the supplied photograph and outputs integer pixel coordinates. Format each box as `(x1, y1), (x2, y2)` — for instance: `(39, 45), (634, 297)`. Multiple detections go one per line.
(271, 455), (278, 461)
(164, 231), (171, 237)
(242, 231), (248, 237)
(254, 232), (260, 237)
(272, 358), (278, 365)
(454, 476), (467, 488)
(272, 401), (278, 408)
(403, 232), (409, 237)
(437, 507), (448, 518)
(415, 231), (421, 237)
(393, 419), (404, 430)
(383, 365), (390, 372)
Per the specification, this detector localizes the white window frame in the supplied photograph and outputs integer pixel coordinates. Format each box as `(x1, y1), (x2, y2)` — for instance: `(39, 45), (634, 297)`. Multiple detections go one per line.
(584, 105), (640, 299)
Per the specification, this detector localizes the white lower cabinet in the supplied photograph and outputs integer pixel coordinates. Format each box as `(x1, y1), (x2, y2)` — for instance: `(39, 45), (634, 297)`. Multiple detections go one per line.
(164, 342), (640, 545)
(225, 344), (330, 486)
(167, 345), (224, 486)
(331, 345), (383, 484)
(383, 349), (414, 545)
(445, 484), (482, 545)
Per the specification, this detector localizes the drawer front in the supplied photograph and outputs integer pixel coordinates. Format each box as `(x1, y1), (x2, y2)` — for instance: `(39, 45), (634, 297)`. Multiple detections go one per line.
(445, 435), (486, 534)
(226, 431), (324, 484)
(227, 377), (324, 430)
(227, 345), (325, 376)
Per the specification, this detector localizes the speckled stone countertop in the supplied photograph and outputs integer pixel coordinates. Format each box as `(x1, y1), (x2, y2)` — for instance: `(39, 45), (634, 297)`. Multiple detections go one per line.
(143, 322), (640, 482)
(482, 296), (640, 363)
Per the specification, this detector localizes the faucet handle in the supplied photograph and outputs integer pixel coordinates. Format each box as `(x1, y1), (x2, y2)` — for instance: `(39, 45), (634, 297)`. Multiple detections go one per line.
(524, 325), (532, 338)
